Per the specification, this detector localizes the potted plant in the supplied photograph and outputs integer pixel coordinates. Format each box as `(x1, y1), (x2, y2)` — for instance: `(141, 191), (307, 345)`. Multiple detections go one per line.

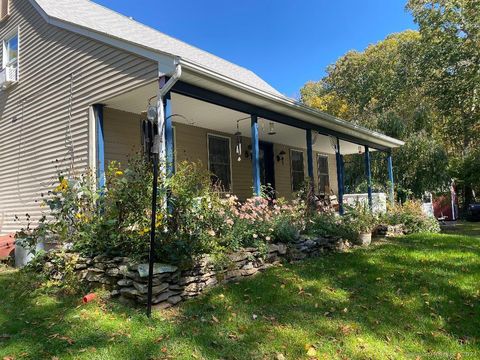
(346, 202), (377, 246)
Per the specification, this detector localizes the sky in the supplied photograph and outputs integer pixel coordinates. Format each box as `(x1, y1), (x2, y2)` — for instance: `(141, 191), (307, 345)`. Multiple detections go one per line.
(95, 0), (416, 98)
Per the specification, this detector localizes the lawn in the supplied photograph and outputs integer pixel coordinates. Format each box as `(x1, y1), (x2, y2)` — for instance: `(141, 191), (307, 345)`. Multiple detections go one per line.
(1, 223), (479, 360)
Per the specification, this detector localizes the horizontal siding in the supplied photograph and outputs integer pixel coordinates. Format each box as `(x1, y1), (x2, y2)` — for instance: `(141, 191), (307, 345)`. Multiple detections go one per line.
(103, 120), (339, 202)
(0, 0), (157, 235)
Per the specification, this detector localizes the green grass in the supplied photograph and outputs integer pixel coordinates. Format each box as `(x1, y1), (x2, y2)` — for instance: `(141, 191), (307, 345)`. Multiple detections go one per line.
(1, 224), (479, 359)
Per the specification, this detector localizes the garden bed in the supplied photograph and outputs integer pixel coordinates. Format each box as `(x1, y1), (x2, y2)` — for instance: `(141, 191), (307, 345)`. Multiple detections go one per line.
(40, 235), (351, 309)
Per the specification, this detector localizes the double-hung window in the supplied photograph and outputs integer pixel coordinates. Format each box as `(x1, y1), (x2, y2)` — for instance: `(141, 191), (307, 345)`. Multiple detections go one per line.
(290, 149), (304, 192)
(317, 154), (330, 194)
(208, 134), (231, 191)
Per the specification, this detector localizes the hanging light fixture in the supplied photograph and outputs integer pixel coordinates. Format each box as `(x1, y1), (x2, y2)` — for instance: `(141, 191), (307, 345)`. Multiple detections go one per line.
(268, 121), (276, 135)
(235, 121), (242, 162)
(358, 146), (363, 154)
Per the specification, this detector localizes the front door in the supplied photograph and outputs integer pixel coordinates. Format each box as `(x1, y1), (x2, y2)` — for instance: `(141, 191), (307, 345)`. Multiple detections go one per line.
(259, 142), (275, 197)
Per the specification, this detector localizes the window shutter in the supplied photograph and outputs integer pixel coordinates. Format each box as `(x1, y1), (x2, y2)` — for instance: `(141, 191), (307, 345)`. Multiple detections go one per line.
(0, 0), (9, 20)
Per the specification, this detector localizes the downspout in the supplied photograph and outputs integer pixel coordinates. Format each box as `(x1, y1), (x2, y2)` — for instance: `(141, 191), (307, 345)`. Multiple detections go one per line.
(146, 60), (181, 318)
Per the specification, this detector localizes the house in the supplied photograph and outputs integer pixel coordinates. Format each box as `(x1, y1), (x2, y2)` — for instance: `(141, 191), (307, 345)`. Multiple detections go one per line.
(0, 0), (404, 236)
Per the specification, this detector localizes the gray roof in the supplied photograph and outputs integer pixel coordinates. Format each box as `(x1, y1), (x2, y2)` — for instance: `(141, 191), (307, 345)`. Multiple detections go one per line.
(33, 0), (282, 96)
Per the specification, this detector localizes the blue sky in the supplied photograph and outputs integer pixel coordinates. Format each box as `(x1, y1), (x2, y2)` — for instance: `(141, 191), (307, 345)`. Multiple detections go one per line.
(95, 0), (416, 98)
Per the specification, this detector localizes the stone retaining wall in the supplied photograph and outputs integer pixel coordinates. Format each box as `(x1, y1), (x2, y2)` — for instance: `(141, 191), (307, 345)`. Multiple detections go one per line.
(44, 235), (352, 309)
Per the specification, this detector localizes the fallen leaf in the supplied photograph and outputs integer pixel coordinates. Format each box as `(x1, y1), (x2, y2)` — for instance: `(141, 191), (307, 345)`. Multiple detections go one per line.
(252, 314), (258, 320)
(306, 346), (317, 357)
(211, 315), (219, 323)
(276, 353), (286, 360)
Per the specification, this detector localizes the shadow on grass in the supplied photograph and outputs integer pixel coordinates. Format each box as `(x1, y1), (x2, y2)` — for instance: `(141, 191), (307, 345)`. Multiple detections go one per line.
(1, 231), (479, 359)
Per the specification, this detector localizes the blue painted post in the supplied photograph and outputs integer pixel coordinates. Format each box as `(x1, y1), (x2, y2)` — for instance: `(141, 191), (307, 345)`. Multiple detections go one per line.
(364, 146), (373, 210)
(336, 138), (344, 215)
(306, 129), (314, 181)
(387, 151), (395, 205)
(94, 104), (105, 189)
(251, 115), (261, 196)
(164, 93), (174, 177)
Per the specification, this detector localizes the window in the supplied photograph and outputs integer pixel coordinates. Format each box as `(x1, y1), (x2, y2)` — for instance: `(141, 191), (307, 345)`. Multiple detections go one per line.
(290, 150), (304, 192)
(3, 32), (18, 68)
(208, 134), (231, 191)
(0, 0), (9, 21)
(317, 154), (330, 194)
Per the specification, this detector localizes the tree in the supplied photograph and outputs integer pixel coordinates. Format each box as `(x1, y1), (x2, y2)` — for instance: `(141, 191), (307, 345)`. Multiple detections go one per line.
(407, 0), (480, 206)
(300, 30), (448, 198)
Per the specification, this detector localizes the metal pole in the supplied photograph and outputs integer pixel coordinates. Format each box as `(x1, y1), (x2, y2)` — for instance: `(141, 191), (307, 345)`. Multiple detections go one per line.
(146, 151), (159, 318)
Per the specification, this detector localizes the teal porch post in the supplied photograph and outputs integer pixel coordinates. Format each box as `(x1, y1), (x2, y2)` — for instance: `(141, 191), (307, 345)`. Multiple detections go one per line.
(364, 146), (373, 210)
(251, 115), (261, 196)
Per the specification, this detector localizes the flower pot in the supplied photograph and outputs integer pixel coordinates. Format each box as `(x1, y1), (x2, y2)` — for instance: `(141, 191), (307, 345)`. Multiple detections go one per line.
(358, 232), (372, 246)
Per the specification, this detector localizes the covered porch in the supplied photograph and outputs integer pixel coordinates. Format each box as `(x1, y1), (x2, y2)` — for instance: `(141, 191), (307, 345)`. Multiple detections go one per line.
(93, 77), (400, 212)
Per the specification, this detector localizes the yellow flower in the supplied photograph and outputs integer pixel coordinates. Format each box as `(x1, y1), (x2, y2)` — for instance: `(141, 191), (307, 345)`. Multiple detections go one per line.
(54, 178), (69, 192)
(115, 170), (124, 176)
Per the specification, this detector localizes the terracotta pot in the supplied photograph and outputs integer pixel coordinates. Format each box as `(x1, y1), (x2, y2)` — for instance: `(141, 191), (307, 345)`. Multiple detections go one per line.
(358, 232), (372, 246)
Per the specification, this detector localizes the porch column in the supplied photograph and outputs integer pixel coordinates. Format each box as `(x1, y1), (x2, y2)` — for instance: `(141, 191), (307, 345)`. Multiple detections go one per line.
(93, 104), (105, 188)
(164, 93), (174, 177)
(251, 115), (261, 196)
(306, 129), (314, 181)
(387, 151), (395, 205)
(364, 146), (373, 210)
(335, 138), (344, 215)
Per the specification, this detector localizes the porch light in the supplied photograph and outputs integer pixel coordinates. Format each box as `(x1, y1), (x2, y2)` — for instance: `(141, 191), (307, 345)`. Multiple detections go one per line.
(147, 105), (157, 122)
(276, 150), (286, 164)
(235, 122), (242, 162)
(358, 146), (363, 154)
(268, 122), (276, 135)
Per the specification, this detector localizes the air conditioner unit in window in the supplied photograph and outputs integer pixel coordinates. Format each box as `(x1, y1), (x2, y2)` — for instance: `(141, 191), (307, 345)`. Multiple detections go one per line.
(0, 65), (17, 89)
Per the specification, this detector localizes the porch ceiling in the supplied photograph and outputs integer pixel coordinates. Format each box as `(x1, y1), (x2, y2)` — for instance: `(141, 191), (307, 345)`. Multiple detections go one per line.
(103, 82), (371, 155)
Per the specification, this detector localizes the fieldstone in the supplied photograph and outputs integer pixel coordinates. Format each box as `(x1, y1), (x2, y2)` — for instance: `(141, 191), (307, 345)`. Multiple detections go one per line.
(183, 282), (205, 294)
(113, 257), (129, 264)
(178, 276), (198, 285)
(153, 290), (179, 304)
(120, 287), (140, 299)
(241, 268), (258, 276)
(110, 289), (121, 297)
(86, 269), (104, 282)
(105, 267), (120, 277)
(277, 244), (287, 255)
(74, 263), (87, 270)
(225, 270), (243, 279)
(205, 277), (218, 287)
(227, 252), (249, 263)
(242, 263), (254, 270)
(117, 279), (133, 287)
(153, 301), (172, 310)
(137, 263), (178, 278)
(167, 295), (183, 305)
(133, 281), (169, 294)
(169, 284), (184, 291)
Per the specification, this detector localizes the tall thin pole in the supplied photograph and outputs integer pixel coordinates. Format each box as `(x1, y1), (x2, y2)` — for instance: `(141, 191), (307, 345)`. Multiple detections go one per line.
(387, 151), (395, 205)
(336, 138), (344, 215)
(146, 151), (159, 318)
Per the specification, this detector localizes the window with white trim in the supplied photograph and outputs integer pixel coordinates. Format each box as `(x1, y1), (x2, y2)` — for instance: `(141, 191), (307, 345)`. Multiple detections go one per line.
(208, 134), (231, 191)
(0, 0), (9, 21)
(317, 154), (330, 194)
(290, 149), (304, 192)
(3, 32), (18, 68)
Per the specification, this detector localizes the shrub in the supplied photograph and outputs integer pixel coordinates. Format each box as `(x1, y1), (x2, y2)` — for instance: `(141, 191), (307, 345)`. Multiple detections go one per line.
(381, 200), (440, 234)
(344, 202), (378, 234)
(305, 211), (357, 241)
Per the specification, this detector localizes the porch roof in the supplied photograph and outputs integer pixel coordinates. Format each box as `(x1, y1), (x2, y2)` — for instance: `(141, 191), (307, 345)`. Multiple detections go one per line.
(31, 0), (404, 151)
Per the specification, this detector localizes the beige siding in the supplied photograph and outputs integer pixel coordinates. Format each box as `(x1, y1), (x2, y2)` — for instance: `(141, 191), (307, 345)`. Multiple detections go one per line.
(104, 108), (141, 166)
(0, 0), (157, 235)
(172, 122), (338, 201)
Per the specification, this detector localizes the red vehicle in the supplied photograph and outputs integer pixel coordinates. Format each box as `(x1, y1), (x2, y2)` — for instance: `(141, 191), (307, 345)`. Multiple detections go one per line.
(0, 234), (15, 262)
